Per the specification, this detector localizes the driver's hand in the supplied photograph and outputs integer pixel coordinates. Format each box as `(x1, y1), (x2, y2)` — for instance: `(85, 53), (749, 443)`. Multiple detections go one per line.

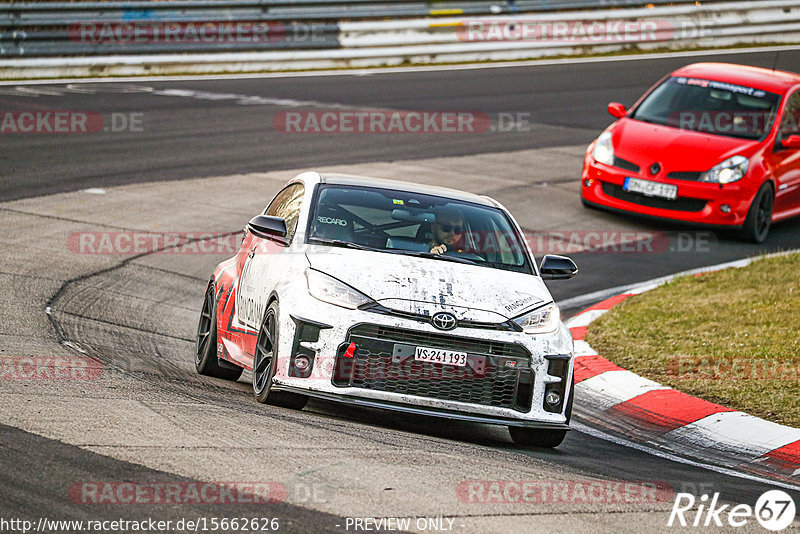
(430, 244), (447, 255)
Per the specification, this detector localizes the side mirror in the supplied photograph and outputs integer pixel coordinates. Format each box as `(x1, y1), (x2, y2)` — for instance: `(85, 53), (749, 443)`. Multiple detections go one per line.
(248, 215), (288, 243)
(608, 102), (627, 119)
(781, 134), (800, 149)
(539, 254), (578, 280)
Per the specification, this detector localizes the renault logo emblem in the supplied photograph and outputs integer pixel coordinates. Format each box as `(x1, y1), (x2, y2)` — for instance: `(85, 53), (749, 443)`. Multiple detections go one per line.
(431, 312), (457, 331)
(649, 162), (661, 175)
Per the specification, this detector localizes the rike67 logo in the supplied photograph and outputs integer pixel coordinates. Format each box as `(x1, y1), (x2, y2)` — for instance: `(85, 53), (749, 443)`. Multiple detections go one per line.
(668, 490), (796, 531)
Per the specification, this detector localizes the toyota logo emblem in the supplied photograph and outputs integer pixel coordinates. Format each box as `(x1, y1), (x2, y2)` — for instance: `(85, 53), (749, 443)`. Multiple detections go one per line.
(431, 312), (457, 331)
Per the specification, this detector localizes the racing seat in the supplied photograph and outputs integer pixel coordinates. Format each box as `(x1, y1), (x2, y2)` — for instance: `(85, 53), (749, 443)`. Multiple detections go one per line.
(415, 222), (434, 244)
(385, 221), (433, 252)
(311, 205), (355, 242)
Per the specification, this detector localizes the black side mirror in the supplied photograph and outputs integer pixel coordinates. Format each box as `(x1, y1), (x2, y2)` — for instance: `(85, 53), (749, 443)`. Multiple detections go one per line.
(539, 254), (578, 280)
(248, 215), (288, 244)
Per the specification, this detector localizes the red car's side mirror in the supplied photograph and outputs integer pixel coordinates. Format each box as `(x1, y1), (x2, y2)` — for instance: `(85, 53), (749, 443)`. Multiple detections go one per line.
(608, 102), (627, 119)
(782, 134), (800, 149)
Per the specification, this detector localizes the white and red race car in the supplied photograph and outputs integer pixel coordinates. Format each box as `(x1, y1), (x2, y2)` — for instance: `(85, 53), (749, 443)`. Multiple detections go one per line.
(196, 172), (578, 447)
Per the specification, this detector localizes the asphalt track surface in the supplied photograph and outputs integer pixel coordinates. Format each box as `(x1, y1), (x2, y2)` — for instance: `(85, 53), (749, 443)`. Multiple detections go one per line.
(1, 49), (800, 533)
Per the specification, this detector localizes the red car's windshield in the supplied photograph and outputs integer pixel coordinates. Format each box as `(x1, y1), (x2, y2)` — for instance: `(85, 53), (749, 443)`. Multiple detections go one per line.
(631, 76), (782, 140)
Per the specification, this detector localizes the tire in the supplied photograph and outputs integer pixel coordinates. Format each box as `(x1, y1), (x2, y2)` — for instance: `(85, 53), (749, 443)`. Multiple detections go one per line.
(509, 426), (568, 448)
(509, 376), (573, 448)
(195, 284), (243, 381)
(739, 182), (774, 243)
(252, 301), (308, 409)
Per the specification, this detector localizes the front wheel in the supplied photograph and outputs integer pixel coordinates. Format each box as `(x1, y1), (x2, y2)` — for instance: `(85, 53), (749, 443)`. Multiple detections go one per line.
(252, 302), (308, 409)
(739, 183), (774, 243)
(510, 377), (573, 448)
(195, 283), (243, 381)
(509, 427), (568, 448)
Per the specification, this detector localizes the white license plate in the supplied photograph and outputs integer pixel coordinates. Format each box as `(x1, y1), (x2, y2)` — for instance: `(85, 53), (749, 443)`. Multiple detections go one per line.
(624, 177), (677, 200)
(414, 346), (467, 367)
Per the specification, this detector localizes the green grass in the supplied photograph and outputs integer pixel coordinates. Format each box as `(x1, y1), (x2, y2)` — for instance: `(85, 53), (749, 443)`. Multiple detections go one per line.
(586, 252), (800, 428)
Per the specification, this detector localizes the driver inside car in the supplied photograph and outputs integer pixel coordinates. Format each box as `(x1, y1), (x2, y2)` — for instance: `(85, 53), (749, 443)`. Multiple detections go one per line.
(428, 206), (465, 255)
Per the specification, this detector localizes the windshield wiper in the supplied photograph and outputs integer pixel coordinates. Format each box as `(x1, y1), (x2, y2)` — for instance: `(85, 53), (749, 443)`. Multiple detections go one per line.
(634, 116), (668, 127)
(310, 239), (479, 265)
(310, 239), (380, 252)
(389, 249), (479, 265)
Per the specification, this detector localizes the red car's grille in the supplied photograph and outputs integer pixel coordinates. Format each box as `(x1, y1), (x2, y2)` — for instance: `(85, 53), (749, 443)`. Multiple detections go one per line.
(667, 171), (703, 181)
(602, 183), (707, 212)
(612, 156), (641, 173)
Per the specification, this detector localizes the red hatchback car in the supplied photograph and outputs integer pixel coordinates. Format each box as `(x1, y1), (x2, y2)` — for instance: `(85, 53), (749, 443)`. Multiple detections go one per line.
(581, 62), (800, 242)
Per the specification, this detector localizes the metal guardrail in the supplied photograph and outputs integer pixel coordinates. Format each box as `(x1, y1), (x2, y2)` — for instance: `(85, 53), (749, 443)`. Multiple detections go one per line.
(1, 0), (739, 57)
(1, 0), (799, 78)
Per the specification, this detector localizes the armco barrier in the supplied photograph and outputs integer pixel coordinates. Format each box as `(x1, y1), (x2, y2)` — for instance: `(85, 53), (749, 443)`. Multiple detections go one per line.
(0, 0), (707, 57)
(1, 0), (799, 78)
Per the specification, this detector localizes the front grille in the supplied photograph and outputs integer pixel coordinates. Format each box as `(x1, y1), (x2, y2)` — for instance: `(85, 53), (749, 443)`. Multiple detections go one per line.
(612, 156), (641, 173)
(602, 183), (707, 212)
(333, 324), (533, 412)
(667, 171), (702, 181)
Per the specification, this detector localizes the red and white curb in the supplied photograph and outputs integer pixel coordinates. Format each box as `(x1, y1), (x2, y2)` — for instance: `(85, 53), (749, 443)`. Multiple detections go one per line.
(565, 252), (800, 485)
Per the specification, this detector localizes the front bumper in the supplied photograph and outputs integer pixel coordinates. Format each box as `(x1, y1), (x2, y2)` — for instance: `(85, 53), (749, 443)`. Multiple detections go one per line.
(271, 386), (571, 429)
(581, 158), (755, 227)
(271, 289), (574, 425)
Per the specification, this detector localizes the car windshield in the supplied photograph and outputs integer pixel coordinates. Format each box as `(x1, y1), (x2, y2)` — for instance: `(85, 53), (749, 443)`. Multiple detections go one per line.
(306, 184), (532, 274)
(631, 76), (782, 140)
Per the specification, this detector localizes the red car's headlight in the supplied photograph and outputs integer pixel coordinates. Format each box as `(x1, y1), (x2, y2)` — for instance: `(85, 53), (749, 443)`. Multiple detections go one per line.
(591, 131), (615, 166)
(699, 155), (749, 184)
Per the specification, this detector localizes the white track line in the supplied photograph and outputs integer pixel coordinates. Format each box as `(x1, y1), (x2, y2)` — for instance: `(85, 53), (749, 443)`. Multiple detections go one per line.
(572, 422), (800, 492)
(2, 44), (799, 86)
(659, 412), (800, 460)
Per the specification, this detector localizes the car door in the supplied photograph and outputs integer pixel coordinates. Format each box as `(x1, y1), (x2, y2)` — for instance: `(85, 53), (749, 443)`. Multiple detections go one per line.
(769, 89), (800, 217)
(236, 183), (305, 338)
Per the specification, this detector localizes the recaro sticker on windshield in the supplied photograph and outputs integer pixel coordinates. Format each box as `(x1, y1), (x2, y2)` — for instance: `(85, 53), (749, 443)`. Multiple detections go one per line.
(317, 216), (348, 226)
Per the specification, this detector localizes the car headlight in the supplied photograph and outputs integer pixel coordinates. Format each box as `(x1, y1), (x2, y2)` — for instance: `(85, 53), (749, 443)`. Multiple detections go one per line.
(513, 303), (560, 334)
(698, 155), (749, 184)
(591, 131), (615, 166)
(306, 268), (374, 309)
